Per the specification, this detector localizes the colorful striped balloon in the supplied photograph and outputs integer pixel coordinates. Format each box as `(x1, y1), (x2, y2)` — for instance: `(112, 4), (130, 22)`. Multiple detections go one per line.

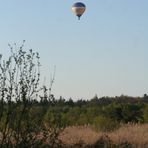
(72, 2), (86, 20)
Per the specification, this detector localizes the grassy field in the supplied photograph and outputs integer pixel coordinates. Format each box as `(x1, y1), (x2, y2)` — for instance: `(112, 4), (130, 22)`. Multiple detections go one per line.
(58, 124), (148, 147)
(0, 123), (148, 147)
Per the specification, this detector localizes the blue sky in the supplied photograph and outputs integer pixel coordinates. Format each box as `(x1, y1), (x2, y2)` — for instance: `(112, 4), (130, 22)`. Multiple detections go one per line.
(0, 0), (148, 99)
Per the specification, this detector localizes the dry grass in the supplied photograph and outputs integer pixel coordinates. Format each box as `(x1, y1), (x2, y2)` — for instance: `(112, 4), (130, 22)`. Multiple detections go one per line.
(59, 125), (102, 146)
(108, 123), (148, 147)
(59, 124), (148, 147)
(1, 124), (148, 147)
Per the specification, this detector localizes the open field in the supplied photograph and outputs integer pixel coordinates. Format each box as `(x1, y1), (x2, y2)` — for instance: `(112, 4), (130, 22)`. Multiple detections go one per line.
(1, 124), (148, 147)
(58, 124), (148, 147)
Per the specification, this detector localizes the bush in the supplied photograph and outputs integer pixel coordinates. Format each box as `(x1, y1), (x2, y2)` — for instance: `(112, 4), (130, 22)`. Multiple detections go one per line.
(93, 116), (119, 132)
(144, 105), (148, 123)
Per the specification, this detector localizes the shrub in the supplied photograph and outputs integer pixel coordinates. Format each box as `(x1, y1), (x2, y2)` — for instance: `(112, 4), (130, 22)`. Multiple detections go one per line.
(144, 105), (148, 123)
(93, 116), (119, 132)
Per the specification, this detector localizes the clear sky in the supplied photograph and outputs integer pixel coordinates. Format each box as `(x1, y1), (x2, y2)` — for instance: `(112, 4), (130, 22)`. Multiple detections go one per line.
(0, 0), (148, 100)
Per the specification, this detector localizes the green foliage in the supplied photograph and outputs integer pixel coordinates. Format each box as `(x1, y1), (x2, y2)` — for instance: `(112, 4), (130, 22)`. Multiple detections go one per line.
(44, 107), (65, 128)
(93, 116), (119, 132)
(44, 107), (65, 147)
(102, 103), (144, 123)
(121, 104), (143, 123)
(103, 103), (123, 121)
(144, 105), (148, 122)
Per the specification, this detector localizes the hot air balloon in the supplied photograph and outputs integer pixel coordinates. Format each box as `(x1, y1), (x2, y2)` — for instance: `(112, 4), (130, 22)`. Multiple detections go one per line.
(72, 2), (86, 20)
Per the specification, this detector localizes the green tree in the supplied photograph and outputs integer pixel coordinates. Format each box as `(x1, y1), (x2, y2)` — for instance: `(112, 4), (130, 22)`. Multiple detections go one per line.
(93, 116), (119, 132)
(144, 105), (148, 122)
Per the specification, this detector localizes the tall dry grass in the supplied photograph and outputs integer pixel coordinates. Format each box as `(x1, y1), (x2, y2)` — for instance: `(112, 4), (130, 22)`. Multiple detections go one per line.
(59, 124), (148, 147)
(108, 123), (148, 147)
(1, 124), (147, 147)
(59, 125), (102, 146)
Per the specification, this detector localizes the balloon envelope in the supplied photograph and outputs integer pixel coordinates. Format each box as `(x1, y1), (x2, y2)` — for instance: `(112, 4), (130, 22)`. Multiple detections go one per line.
(72, 2), (86, 20)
